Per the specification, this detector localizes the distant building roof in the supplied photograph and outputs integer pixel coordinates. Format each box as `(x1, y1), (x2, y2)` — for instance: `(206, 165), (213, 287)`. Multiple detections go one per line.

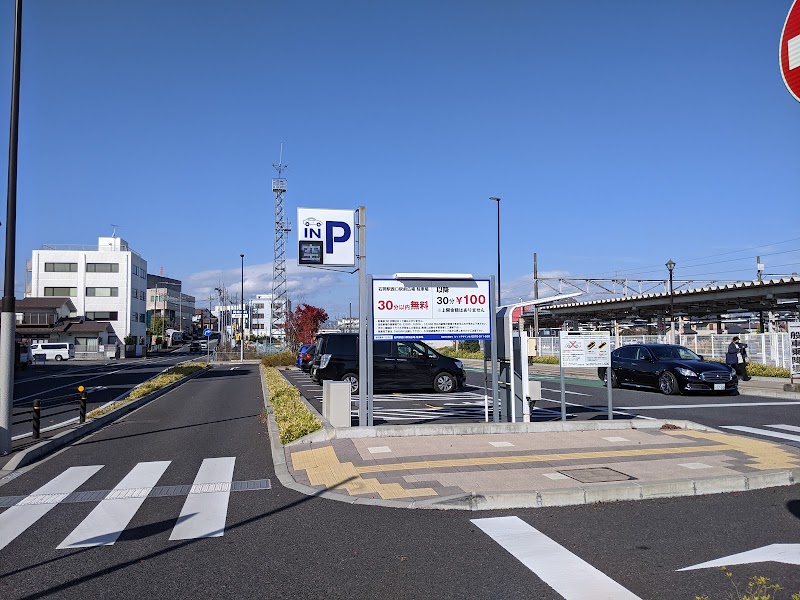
(17, 297), (77, 311)
(64, 321), (113, 334)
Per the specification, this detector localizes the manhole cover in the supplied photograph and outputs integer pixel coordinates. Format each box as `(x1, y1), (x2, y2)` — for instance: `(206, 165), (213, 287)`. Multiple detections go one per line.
(558, 467), (635, 483)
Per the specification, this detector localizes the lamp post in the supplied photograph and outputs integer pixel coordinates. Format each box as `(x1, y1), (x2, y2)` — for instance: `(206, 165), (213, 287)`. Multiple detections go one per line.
(240, 254), (245, 363)
(666, 259), (676, 343)
(489, 197), (501, 306)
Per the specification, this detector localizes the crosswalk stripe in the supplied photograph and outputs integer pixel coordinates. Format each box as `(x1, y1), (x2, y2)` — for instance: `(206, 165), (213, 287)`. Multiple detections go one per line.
(720, 426), (800, 443)
(0, 466), (103, 551)
(57, 461), (171, 549)
(169, 457), (235, 540)
(473, 516), (642, 599)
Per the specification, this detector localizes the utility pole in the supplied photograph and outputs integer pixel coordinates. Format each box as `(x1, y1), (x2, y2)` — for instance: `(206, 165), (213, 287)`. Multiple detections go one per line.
(757, 256), (763, 283)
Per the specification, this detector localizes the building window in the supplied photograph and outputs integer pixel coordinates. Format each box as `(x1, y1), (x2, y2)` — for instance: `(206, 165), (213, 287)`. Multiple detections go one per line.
(75, 337), (99, 352)
(87, 263), (119, 273)
(44, 287), (77, 297)
(132, 265), (139, 276)
(44, 263), (77, 272)
(86, 287), (119, 297)
(140, 314), (145, 323)
(86, 311), (118, 320)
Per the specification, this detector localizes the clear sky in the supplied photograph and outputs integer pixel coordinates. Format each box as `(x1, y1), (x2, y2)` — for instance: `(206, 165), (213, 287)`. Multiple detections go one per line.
(0, 1), (798, 318)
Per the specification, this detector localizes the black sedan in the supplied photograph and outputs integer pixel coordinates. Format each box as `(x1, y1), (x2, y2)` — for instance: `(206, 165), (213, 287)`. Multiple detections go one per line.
(597, 343), (738, 395)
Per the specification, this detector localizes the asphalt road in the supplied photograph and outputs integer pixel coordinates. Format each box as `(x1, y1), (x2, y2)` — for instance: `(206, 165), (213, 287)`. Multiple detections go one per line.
(1, 363), (800, 598)
(10, 351), (199, 439)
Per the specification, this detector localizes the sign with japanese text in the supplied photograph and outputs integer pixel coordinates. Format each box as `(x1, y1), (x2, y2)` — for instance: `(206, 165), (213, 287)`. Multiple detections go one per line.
(297, 208), (355, 267)
(790, 322), (800, 381)
(559, 331), (611, 368)
(372, 278), (492, 341)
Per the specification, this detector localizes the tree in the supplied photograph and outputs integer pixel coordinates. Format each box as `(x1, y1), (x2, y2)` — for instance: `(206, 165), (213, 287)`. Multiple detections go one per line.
(285, 304), (328, 350)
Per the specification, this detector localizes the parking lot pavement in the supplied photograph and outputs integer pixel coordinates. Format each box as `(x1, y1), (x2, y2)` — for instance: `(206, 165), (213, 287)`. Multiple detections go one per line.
(270, 370), (800, 510)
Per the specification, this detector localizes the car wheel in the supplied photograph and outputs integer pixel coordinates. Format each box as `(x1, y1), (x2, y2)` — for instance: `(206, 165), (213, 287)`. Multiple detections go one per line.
(433, 371), (456, 393)
(658, 371), (680, 395)
(55, 355), (63, 361)
(341, 372), (359, 395)
(601, 368), (619, 388)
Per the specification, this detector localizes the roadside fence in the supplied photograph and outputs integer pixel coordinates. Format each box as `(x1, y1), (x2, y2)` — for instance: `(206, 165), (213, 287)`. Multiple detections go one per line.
(533, 333), (792, 369)
(11, 386), (89, 439)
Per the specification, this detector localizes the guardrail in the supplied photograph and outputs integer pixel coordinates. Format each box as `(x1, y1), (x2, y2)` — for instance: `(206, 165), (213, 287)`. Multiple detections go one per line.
(11, 386), (88, 439)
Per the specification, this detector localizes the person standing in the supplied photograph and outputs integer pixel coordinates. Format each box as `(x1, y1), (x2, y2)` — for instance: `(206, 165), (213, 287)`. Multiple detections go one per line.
(726, 336), (750, 381)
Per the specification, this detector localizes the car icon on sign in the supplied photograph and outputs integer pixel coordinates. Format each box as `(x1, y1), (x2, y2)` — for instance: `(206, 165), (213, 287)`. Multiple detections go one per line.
(303, 217), (322, 228)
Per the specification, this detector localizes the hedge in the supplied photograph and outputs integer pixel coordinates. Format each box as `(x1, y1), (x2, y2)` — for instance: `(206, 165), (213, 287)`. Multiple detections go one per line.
(263, 366), (321, 444)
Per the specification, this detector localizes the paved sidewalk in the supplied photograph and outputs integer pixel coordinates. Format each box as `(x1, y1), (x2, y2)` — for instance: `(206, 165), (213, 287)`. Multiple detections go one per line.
(264, 373), (800, 511)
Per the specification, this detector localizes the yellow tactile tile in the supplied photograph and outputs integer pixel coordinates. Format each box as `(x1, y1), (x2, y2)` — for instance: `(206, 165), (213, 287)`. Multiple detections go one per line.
(664, 430), (800, 470)
(290, 446), (437, 499)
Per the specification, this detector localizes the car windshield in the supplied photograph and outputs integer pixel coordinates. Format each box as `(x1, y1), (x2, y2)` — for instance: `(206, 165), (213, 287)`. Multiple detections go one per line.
(650, 346), (701, 361)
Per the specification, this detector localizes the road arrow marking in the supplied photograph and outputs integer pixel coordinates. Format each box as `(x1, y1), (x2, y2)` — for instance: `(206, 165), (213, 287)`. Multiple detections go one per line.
(678, 544), (800, 570)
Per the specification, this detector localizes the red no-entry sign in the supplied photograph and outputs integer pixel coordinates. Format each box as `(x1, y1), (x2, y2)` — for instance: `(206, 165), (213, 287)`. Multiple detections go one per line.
(780, 0), (800, 102)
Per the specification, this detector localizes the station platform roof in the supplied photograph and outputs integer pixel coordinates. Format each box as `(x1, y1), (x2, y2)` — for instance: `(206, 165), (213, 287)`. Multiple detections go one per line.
(529, 277), (800, 324)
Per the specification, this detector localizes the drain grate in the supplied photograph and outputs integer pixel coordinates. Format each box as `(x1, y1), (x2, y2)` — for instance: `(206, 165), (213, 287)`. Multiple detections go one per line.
(557, 468), (635, 484)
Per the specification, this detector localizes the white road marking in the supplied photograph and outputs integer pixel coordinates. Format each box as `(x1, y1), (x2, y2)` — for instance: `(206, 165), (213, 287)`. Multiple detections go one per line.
(540, 388), (591, 397)
(472, 516), (642, 599)
(720, 426), (800, 443)
(619, 401), (800, 410)
(767, 424), (800, 433)
(679, 544), (800, 570)
(57, 461), (171, 549)
(0, 466), (103, 551)
(169, 457), (235, 540)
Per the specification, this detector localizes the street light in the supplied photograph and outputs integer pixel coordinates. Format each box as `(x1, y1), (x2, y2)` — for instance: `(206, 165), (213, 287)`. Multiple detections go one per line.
(489, 197), (501, 306)
(240, 254), (245, 363)
(666, 259), (676, 342)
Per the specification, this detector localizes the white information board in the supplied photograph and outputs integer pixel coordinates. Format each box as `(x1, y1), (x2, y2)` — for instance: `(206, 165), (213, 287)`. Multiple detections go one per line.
(790, 322), (800, 382)
(372, 278), (492, 341)
(559, 331), (611, 368)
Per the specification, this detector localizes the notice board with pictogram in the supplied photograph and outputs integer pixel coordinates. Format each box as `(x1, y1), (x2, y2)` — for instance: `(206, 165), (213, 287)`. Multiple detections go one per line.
(559, 331), (611, 368)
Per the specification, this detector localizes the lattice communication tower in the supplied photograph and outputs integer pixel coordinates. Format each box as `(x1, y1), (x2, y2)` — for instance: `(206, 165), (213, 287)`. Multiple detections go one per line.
(271, 159), (290, 344)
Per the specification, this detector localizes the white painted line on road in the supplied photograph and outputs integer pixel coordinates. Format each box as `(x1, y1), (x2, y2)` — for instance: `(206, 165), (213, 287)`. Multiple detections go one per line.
(169, 457), (235, 540)
(57, 461), (171, 549)
(541, 388), (591, 397)
(767, 424), (800, 433)
(678, 463), (713, 470)
(472, 516), (642, 600)
(679, 543), (800, 570)
(720, 426), (800, 443)
(620, 401), (800, 410)
(0, 466), (103, 551)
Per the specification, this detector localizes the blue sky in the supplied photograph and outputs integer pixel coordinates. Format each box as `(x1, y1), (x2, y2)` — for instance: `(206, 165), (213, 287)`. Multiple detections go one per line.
(1, 0), (799, 318)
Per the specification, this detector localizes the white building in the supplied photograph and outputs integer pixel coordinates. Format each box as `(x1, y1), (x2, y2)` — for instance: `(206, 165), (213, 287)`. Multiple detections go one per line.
(213, 293), (284, 340)
(146, 274), (195, 338)
(27, 237), (148, 344)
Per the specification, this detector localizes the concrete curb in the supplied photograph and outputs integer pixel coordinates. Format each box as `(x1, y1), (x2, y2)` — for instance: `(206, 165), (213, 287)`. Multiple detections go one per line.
(3, 365), (211, 471)
(260, 368), (800, 510)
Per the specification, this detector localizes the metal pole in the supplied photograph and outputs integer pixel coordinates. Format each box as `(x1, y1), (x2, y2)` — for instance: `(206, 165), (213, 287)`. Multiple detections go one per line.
(490, 275), (499, 423)
(0, 0), (23, 455)
(32, 399), (40, 439)
(490, 197), (501, 306)
(240, 254), (244, 362)
(533, 252), (539, 338)
(79, 386), (87, 423)
(357, 207), (368, 426)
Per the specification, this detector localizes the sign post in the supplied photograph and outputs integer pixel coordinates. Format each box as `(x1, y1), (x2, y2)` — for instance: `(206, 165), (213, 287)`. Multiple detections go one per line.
(789, 322), (800, 385)
(780, 0), (800, 102)
(204, 327), (212, 362)
(559, 331), (612, 421)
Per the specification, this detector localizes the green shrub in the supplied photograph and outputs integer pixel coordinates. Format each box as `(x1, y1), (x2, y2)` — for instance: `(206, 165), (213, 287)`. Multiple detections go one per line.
(263, 366), (321, 444)
(261, 352), (296, 368)
(531, 356), (559, 364)
(459, 340), (481, 352)
(746, 362), (790, 378)
(695, 566), (800, 600)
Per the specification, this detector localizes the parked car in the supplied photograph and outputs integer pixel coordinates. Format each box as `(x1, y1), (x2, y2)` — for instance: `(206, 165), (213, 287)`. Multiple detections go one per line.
(597, 343), (738, 395)
(310, 333), (466, 394)
(29, 342), (75, 361)
(189, 341), (201, 352)
(296, 344), (314, 368)
(300, 344), (316, 372)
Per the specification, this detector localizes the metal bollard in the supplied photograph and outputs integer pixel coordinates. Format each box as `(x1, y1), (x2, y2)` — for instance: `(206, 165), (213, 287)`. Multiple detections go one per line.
(32, 399), (41, 439)
(78, 385), (87, 423)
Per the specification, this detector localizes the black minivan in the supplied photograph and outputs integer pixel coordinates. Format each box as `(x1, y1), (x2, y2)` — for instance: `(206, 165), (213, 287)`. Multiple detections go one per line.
(310, 333), (466, 394)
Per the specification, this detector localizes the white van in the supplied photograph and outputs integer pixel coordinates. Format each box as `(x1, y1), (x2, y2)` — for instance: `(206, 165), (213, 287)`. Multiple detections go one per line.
(30, 342), (75, 361)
